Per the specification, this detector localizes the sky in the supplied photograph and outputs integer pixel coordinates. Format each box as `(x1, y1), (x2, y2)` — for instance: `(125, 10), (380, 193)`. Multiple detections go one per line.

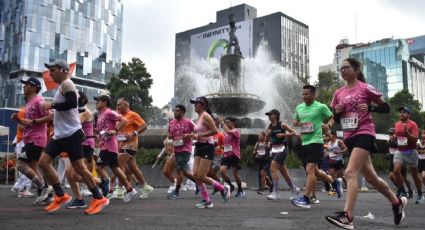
(121, 0), (425, 107)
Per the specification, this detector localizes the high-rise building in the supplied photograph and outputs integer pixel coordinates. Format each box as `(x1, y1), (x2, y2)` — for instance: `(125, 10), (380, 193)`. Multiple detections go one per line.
(175, 4), (309, 98)
(0, 0), (123, 108)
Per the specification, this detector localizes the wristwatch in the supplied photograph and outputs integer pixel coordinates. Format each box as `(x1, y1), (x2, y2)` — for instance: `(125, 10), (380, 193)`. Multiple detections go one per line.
(133, 131), (138, 137)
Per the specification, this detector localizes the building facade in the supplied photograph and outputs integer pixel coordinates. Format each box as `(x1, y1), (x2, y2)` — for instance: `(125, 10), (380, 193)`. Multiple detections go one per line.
(0, 0), (123, 107)
(175, 4), (309, 98)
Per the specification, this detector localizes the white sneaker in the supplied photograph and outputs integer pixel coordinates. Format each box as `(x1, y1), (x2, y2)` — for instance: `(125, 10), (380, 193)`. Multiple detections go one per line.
(123, 189), (138, 203)
(267, 191), (281, 200)
(167, 184), (176, 194)
(80, 187), (92, 197)
(290, 187), (301, 200)
(18, 189), (34, 198)
(139, 184), (154, 199)
(107, 191), (118, 199)
(33, 186), (53, 205)
(11, 183), (20, 192)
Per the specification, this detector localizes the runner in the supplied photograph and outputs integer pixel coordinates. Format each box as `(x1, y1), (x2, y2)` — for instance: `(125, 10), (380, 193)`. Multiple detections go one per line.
(219, 117), (244, 197)
(265, 109), (300, 201)
(387, 128), (413, 198)
(64, 91), (97, 208)
(167, 104), (197, 199)
(189, 97), (230, 208)
(325, 58), (407, 229)
(93, 94), (138, 203)
(39, 59), (107, 215)
(115, 97), (154, 200)
(292, 85), (343, 209)
(392, 107), (423, 204)
(210, 117), (225, 195)
(253, 131), (273, 194)
(417, 130), (425, 203)
(327, 130), (348, 194)
(11, 77), (53, 205)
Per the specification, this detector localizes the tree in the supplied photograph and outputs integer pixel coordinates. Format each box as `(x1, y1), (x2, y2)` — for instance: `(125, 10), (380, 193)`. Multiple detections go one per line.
(106, 57), (153, 121)
(315, 71), (343, 105)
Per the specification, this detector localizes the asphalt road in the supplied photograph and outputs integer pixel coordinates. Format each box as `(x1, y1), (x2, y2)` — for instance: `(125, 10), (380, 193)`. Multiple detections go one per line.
(0, 186), (424, 230)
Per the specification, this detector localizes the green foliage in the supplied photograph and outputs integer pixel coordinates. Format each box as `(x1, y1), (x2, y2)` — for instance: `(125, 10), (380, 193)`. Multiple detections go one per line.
(106, 57), (154, 121)
(315, 71), (344, 105)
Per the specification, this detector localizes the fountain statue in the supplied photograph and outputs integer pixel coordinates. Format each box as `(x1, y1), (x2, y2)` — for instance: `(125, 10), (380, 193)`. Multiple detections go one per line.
(204, 14), (265, 124)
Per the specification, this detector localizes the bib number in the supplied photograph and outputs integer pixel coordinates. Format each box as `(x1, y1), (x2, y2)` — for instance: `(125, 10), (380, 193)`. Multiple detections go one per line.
(341, 113), (359, 130)
(300, 122), (314, 134)
(173, 138), (184, 147)
(224, 145), (233, 153)
(117, 134), (126, 142)
(397, 137), (408, 146)
(271, 145), (285, 153)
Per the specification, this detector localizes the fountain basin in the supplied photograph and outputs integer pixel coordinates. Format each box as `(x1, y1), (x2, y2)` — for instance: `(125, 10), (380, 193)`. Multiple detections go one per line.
(205, 92), (265, 116)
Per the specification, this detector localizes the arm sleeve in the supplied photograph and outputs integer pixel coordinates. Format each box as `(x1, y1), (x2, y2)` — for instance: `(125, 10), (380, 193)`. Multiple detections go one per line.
(53, 91), (78, 111)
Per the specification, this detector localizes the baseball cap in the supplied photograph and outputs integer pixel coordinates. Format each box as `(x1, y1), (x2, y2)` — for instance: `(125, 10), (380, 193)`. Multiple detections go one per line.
(20, 77), (41, 89)
(388, 128), (395, 133)
(265, 109), (280, 117)
(93, 95), (111, 104)
(398, 107), (411, 114)
(190, 97), (208, 104)
(44, 59), (70, 71)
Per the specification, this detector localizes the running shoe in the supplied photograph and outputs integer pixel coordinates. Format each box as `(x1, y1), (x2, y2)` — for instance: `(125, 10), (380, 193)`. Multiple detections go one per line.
(393, 197), (407, 225)
(167, 191), (180, 200)
(66, 199), (87, 209)
(290, 187), (301, 200)
(84, 197), (109, 215)
(33, 185), (53, 205)
(235, 190), (246, 198)
(325, 211), (354, 230)
(267, 191), (281, 200)
(220, 184), (231, 203)
(18, 187), (34, 198)
(310, 196), (320, 204)
(139, 184), (154, 199)
(123, 188), (138, 203)
(257, 189), (265, 195)
(116, 187), (125, 199)
(45, 193), (72, 213)
(195, 200), (214, 209)
(11, 184), (20, 192)
(291, 196), (311, 209)
(167, 184), (176, 194)
(415, 195), (424, 204)
(360, 186), (369, 192)
(100, 178), (110, 197)
(328, 191), (337, 196)
(398, 191), (408, 198)
(80, 187), (92, 197)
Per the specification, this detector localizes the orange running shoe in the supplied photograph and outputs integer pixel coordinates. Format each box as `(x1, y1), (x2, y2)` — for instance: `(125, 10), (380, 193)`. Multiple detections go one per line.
(44, 193), (72, 213)
(84, 197), (109, 215)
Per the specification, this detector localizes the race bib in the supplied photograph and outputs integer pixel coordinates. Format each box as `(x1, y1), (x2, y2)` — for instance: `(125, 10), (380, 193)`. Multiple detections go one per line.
(328, 151), (337, 158)
(271, 145), (285, 153)
(224, 145), (233, 153)
(389, 147), (398, 155)
(341, 112), (359, 130)
(257, 148), (266, 156)
(117, 134), (126, 142)
(418, 151), (425, 159)
(397, 137), (408, 146)
(300, 122), (314, 134)
(173, 138), (184, 147)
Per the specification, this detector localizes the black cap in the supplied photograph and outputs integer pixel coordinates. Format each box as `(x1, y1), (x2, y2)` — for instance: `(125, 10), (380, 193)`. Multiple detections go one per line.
(265, 109), (280, 117)
(44, 59), (70, 71)
(190, 97), (208, 104)
(93, 95), (111, 104)
(398, 107), (411, 114)
(20, 77), (42, 89)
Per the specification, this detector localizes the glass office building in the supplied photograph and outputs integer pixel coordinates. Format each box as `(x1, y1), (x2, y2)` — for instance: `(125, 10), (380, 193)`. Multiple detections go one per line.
(0, 0), (123, 107)
(350, 39), (410, 98)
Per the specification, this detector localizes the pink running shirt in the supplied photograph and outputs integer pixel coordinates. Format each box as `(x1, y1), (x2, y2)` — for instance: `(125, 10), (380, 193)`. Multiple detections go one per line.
(97, 108), (121, 153)
(223, 129), (241, 159)
(168, 118), (195, 153)
(23, 95), (51, 147)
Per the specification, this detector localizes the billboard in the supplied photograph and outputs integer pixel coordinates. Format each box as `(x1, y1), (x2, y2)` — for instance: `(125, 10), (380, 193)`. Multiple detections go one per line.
(190, 19), (253, 62)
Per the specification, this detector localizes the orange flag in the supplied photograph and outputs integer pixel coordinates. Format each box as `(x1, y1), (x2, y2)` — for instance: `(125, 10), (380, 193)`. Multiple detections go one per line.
(42, 62), (76, 90)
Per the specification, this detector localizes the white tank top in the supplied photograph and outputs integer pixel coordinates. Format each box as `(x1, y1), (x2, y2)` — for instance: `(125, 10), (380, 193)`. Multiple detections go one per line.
(328, 139), (343, 161)
(53, 79), (82, 139)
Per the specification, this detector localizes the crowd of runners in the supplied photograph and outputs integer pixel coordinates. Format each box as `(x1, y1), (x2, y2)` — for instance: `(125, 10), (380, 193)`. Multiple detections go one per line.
(7, 57), (425, 229)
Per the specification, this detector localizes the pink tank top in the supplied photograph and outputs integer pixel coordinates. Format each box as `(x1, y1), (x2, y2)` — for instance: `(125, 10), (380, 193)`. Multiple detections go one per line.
(194, 112), (214, 144)
(81, 120), (95, 148)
